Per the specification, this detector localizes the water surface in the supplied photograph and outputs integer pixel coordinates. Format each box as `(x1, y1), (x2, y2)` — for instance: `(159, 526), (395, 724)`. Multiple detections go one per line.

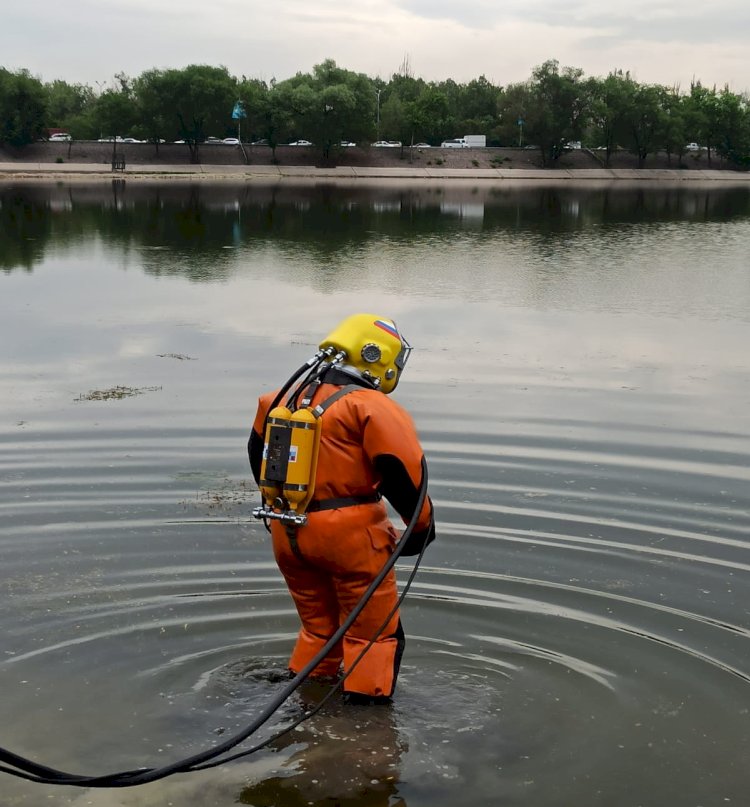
(1, 179), (749, 807)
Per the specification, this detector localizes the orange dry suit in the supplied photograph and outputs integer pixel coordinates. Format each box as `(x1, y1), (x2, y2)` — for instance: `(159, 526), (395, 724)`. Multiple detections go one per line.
(249, 367), (435, 699)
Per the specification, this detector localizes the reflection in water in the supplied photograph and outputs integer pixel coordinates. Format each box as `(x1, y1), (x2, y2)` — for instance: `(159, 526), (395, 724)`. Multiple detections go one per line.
(238, 694), (406, 807)
(3, 180), (750, 276)
(4, 180), (750, 332)
(1, 179), (749, 807)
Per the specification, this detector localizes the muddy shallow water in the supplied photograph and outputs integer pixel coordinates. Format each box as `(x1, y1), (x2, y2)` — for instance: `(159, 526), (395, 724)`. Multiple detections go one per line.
(1, 180), (749, 806)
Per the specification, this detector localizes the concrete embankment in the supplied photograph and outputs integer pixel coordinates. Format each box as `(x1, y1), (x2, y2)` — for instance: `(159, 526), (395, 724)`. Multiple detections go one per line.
(2, 141), (748, 182)
(1, 161), (750, 183)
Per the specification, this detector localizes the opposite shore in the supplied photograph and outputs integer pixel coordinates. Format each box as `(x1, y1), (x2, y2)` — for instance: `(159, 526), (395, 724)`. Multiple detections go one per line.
(2, 162), (750, 183)
(2, 142), (749, 183)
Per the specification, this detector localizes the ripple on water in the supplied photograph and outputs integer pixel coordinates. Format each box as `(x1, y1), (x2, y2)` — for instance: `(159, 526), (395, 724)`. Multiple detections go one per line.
(2, 377), (749, 805)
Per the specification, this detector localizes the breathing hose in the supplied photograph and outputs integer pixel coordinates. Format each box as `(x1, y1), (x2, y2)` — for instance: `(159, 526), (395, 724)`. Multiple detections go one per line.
(0, 458), (430, 788)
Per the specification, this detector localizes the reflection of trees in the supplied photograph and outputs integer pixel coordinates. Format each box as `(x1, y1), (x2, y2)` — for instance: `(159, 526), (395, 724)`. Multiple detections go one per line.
(1, 182), (749, 276)
(0, 188), (54, 271)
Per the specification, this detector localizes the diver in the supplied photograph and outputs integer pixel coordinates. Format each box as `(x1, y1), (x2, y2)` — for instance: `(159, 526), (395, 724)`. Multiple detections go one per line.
(248, 313), (435, 705)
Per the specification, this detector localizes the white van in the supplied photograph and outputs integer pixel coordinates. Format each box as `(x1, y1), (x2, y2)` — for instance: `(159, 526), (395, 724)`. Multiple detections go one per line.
(440, 135), (486, 148)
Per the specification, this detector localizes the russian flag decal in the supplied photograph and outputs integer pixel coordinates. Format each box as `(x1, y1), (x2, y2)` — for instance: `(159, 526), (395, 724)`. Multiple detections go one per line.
(374, 319), (399, 339)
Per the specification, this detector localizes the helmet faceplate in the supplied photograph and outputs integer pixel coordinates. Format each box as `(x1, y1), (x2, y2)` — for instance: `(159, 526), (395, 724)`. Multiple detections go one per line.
(319, 313), (411, 394)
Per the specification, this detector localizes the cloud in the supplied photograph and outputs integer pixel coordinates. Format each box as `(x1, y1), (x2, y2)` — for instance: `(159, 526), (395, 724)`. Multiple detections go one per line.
(1, 0), (748, 91)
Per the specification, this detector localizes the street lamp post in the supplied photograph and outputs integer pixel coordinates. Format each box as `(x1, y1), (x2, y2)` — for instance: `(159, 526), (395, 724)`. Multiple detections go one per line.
(95, 81), (106, 140)
(375, 89), (382, 141)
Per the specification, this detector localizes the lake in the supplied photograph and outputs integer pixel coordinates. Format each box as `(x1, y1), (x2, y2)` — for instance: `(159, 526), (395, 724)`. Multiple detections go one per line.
(1, 178), (749, 807)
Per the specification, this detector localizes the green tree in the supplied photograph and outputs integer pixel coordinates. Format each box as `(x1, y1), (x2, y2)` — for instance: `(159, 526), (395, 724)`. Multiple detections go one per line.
(618, 79), (666, 167)
(380, 72), (426, 141)
(387, 69), (425, 105)
(133, 69), (181, 148)
(0, 68), (47, 146)
(136, 65), (238, 162)
(378, 91), (426, 147)
(686, 82), (721, 165)
(658, 87), (689, 166)
(713, 88), (750, 167)
(523, 60), (586, 165)
(45, 80), (95, 136)
(497, 82), (533, 146)
(261, 82), (296, 155)
(235, 77), (270, 143)
(586, 71), (634, 166)
(415, 85), (454, 145)
(277, 60), (377, 158)
(435, 78), (461, 132)
(456, 75), (502, 142)
(93, 87), (139, 141)
(379, 92), (406, 142)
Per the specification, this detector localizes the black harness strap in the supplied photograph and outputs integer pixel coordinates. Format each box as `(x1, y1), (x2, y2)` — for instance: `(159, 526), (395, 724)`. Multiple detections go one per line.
(308, 383), (362, 417)
(284, 524), (304, 560)
(306, 492), (382, 512)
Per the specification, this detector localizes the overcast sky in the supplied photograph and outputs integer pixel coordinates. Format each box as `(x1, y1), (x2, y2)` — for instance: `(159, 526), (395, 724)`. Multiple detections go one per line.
(3, 0), (749, 93)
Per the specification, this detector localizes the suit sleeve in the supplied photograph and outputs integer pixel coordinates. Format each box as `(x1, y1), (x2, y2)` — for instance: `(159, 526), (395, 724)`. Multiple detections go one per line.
(248, 392), (275, 486)
(248, 429), (263, 486)
(360, 395), (436, 556)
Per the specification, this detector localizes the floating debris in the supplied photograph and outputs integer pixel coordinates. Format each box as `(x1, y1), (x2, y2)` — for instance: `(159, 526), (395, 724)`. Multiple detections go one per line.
(181, 477), (256, 514)
(75, 385), (162, 401)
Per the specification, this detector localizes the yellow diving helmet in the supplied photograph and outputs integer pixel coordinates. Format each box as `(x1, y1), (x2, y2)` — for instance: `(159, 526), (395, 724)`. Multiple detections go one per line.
(319, 313), (411, 394)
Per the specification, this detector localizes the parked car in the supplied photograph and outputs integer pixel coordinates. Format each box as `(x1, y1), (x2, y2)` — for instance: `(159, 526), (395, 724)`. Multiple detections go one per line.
(411, 142), (431, 148)
(686, 142), (703, 151)
(340, 141), (356, 147)
(120, 137), (142, 143)
(222, 137), (240, 145)
(251, 139), (268, 145)
(287, 139), (313, 146)
(566, 140), (582, 149)
(205, 137), (223, 143)
(372, 140), (401, 147)
(49, 133), (72, 141)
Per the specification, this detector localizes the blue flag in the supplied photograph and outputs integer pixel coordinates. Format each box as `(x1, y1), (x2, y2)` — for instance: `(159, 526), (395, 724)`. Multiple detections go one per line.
(232, 102), (246, 120)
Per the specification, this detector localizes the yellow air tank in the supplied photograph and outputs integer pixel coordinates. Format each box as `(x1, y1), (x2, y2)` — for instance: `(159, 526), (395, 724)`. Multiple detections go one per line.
(259, 405), (293, 506)
(283, 407), (321, 514)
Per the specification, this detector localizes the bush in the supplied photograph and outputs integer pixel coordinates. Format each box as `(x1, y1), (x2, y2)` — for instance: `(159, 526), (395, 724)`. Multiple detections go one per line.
(55, 157), (64, 163)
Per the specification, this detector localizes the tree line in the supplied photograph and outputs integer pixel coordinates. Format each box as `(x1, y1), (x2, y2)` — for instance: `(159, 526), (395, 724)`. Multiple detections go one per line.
(1, 59), (749, 167)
